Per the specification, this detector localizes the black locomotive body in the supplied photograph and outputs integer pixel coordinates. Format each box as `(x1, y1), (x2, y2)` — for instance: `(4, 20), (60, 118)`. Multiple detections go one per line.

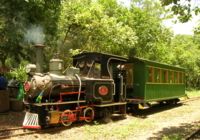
(23, 52), (127, 129)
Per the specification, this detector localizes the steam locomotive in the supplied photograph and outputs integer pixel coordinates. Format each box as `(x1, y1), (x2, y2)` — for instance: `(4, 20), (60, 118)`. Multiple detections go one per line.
(23, 52), (185, 129)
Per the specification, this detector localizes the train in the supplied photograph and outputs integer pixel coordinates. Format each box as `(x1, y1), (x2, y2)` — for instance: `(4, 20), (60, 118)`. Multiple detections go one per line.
(22, 52), (186, 129)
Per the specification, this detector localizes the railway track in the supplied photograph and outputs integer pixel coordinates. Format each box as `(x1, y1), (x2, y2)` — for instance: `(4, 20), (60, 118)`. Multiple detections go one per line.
(179, 96), (200, 140)
(0, 96), (199, 139)
(0, 127), (36, 139)
(186, 128), (200, 140)
(0, 127), (23, 133)
(0, 126), (66, 139)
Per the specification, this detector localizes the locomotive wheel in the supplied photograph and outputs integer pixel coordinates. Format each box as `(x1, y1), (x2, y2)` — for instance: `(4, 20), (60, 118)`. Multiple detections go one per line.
(166, 99), (180, 105)
(159, 101), (166, 106)
(60, 110), (73, 127)
(83, 107), (94, 123)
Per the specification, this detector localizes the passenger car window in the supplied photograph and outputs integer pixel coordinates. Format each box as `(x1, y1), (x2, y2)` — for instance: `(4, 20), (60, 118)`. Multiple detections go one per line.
(162, 70), (168, 83)
(148, 67), (154, 83)
(154, 68), (161, 83)
(169, 71), (174, 83)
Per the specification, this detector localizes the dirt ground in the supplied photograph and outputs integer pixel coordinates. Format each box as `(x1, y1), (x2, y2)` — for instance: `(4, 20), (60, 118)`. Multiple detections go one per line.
(0, 98), (200, 140)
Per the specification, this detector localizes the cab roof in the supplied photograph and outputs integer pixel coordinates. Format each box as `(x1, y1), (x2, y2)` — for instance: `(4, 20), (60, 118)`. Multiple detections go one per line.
(73, 52), (128, 78)
(73, 52), (128, 64)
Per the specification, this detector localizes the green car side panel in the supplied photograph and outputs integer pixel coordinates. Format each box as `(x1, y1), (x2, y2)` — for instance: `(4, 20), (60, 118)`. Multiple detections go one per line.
(126, 57), (185, 102)
(144, 84), (185, 101)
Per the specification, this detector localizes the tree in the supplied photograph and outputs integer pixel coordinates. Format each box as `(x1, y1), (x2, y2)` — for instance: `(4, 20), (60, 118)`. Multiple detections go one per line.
(58, 0), (137, 63)
(125, 0), (173, 61)
(58, 0), (173, 63)
(168, 35), (200, 88)
(0, 0), (61, 69)
(160, 0), (200, 22)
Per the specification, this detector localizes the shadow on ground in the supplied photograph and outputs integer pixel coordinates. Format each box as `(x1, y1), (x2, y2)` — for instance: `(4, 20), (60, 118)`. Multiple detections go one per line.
(148, 121), (200, 140)
(0, 111), (25, 137)
(129, 103), (184, 119)
(0, 111), (25, 129)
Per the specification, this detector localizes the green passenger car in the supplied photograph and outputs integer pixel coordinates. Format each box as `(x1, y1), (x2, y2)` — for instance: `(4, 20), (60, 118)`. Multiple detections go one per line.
(125, 57), (186, 105)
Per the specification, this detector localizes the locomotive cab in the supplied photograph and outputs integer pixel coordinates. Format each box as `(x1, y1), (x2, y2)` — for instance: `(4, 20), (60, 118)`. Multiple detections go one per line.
(73, 52), (128, 118)
(73, 52), (128, 103)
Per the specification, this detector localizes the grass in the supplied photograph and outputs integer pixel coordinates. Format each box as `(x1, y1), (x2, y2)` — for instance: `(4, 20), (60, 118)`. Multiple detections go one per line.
(82, 117), (154, 140)
(186, 90), (200, 98)
(162, 134), (182, 140)
(80, 90), (200, 140)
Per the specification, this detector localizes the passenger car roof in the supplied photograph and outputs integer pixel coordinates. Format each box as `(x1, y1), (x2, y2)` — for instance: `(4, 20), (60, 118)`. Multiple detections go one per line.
(129, 57), (185, 71)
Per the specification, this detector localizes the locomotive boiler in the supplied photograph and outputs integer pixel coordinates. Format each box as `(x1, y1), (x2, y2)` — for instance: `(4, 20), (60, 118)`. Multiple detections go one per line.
(24, 59), (82, 103)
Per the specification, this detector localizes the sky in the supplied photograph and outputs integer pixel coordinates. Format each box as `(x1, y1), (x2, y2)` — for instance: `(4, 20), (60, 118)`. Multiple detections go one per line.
(117, 0), (131, 8)
(163, 16), (200, 35)
(163, 0), (200, 35)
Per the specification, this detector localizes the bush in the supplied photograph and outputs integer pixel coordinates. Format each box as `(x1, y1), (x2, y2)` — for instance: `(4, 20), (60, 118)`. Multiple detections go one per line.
(9, 64), (27, 83)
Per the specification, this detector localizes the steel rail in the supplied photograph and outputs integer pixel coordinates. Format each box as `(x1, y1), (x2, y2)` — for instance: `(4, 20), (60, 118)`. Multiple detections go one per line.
(186, 128), (200, 140)
(0, 126), (66, 139)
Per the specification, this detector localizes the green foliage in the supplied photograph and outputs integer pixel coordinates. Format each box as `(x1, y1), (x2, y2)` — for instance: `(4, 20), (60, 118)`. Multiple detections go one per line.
(160, 0), (200, 22)
(1, 0), (172, 67)
(168, 35), (200, 88)
(1, 0), (200, 89)
(0, 0), (61, 68)
(58, 0), (137, 57)
(9, 64), (27, 82)
(58, 0), (173, 62)
(162, 134), (182, 140)
(127, 2), (173, 60)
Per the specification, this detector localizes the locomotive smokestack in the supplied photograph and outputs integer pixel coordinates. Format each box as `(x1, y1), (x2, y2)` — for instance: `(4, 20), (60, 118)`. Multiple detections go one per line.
(33, 44), (45, 73)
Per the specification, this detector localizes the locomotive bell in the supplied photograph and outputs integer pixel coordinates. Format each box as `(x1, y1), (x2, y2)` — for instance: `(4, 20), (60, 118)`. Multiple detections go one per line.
(49, 58), (64, 75)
